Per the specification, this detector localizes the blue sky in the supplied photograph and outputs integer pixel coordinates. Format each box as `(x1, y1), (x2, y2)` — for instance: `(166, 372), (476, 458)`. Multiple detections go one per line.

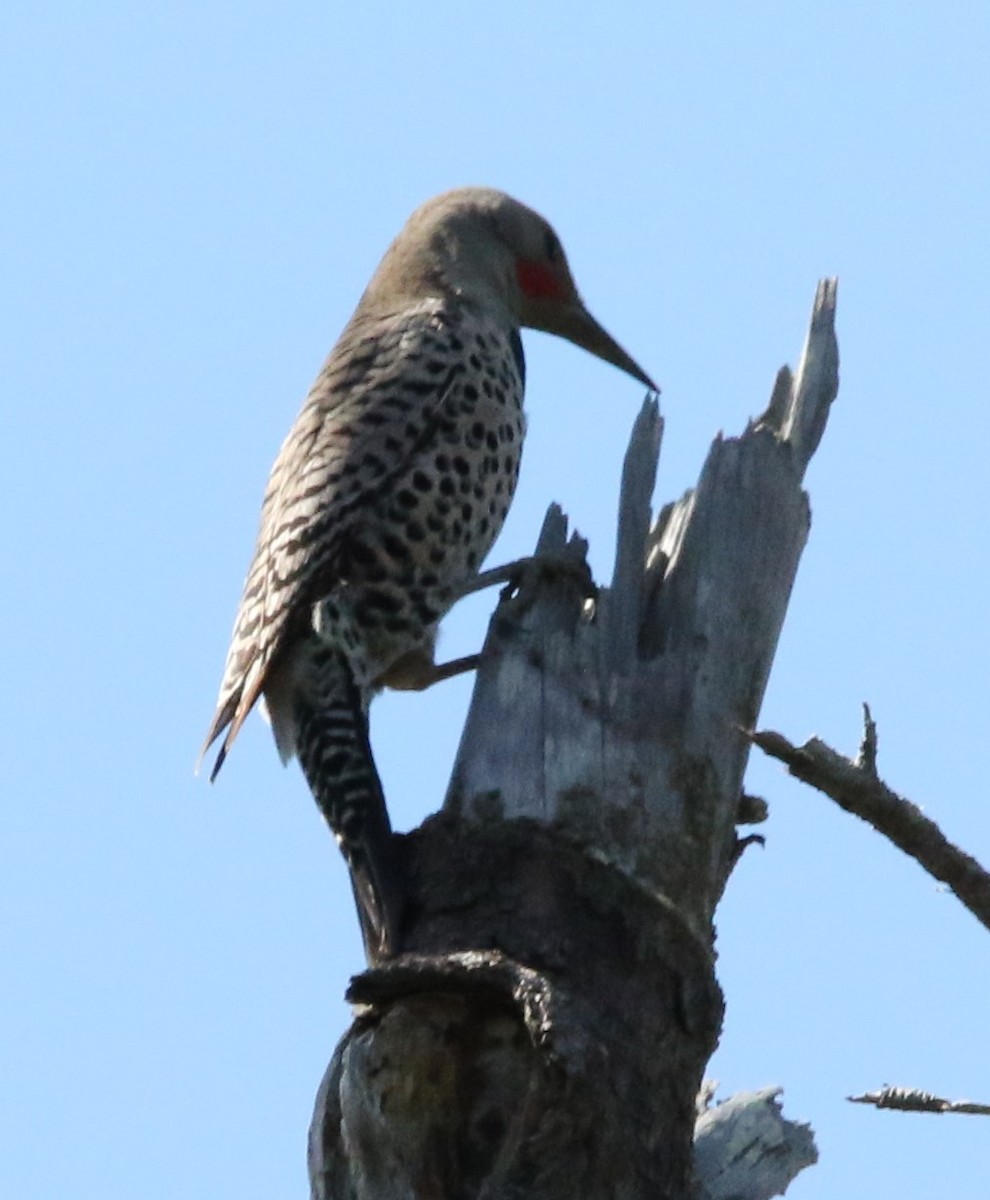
(3, 2), (989, 1196)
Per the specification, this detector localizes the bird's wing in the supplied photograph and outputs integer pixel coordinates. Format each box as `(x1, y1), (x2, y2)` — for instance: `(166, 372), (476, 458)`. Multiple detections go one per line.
(199, 301), (466, 778)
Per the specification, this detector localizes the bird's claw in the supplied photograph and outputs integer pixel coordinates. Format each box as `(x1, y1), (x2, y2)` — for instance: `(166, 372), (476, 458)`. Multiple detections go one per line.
(463, 551), (596, 603)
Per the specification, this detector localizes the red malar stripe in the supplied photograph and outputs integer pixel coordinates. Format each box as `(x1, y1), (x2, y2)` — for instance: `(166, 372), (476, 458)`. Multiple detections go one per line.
(516, 259), (566, 300)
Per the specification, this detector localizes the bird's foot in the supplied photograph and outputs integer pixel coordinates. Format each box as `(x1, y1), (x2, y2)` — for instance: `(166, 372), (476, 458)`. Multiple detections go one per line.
(377, 555), (594, 695)
(376, 646), (480, 692)
(462, 551), (596, 603)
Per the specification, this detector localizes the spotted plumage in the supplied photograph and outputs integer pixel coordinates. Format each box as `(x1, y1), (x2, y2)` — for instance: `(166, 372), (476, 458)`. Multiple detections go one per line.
(200, 187), (655, 961)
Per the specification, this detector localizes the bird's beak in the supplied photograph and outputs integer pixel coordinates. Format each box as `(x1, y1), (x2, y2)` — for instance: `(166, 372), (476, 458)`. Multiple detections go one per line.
(525, 297), (658, 392)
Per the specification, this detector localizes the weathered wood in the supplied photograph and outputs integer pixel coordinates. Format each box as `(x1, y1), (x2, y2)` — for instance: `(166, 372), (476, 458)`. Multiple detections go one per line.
(310, 281), (839, 1200)
(448, 279), (837, 925)
(694, 1086), (818, 1200)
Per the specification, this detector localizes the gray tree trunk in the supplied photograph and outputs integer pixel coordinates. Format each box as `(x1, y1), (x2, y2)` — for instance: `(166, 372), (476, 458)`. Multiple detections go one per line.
(308, 281), (839, 1200)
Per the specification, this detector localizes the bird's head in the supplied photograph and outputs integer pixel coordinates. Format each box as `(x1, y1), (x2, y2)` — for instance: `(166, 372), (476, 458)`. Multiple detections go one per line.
(364, 187), (657, 391)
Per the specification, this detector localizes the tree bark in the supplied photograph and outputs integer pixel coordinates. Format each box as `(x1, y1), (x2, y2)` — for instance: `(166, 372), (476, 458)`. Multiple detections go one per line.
(309, 280), (839, 1200)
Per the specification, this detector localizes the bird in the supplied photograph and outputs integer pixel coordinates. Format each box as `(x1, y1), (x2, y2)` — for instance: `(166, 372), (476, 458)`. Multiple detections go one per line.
(200, 187), (656, 962)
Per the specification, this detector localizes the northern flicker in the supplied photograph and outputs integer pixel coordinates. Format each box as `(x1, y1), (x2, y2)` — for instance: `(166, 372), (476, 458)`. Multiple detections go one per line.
(200, 187), (656, 961)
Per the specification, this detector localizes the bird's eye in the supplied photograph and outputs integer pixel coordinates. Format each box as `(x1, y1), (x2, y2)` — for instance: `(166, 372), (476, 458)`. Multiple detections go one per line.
(544, 229), (561, 262)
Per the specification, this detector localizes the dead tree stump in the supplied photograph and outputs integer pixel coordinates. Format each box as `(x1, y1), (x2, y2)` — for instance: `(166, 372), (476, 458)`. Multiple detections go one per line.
(309, 281), (839, 1200)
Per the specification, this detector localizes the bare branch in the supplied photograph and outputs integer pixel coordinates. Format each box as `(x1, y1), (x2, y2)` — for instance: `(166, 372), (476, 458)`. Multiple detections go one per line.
(750, 710), (990, 932)
(848, 1086), (990, 1117)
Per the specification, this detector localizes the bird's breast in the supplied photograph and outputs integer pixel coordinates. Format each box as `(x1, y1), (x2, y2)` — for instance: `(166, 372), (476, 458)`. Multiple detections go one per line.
(325, 317), (527, 682)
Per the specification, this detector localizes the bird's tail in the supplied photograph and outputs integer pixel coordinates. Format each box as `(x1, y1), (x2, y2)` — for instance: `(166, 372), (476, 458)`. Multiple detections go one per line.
(293, 644), (404, 963)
